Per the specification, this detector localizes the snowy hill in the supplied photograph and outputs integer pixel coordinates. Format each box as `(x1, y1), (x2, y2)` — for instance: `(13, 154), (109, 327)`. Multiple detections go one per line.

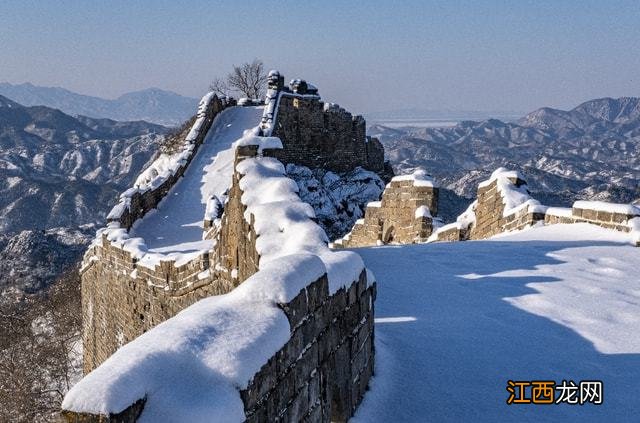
(354, 223), (640, 422)
(378, 97), (640, 207)
(0, 83), (198, 126)
(0, 95), (166, 297)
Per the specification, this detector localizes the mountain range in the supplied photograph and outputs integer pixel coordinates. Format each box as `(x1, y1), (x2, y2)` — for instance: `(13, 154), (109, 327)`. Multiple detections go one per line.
(373, 96), (640, 205)
(2, 94), (640, 299)
(0, 94), (166, 297)
(0, 82), (198, 126)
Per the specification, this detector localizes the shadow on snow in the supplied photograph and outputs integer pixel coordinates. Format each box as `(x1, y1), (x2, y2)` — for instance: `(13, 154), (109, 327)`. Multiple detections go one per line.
(354, 239), (640, 422)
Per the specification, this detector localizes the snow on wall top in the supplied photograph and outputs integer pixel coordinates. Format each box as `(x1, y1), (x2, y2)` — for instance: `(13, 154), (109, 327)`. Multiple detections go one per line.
(260, 70), (322, 137)
(479, 167), (542, 217)
(390, 168), (436, 188)
(457, 200), (477, 227)
(62, 254), (327, 421)
(477, 167), (522, 188)
(573, 200), (640, 216)
(415, 205), (432, 219)
(545, 207), (573, 218)
(65, 131), (369, 418)
(107, 92), (222, 222)
(235, 153), (365, 293)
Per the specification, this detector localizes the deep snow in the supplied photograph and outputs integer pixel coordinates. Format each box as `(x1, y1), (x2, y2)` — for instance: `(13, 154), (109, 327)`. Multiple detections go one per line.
(130, 106), (263, 257)
(354, 223), (640, 422)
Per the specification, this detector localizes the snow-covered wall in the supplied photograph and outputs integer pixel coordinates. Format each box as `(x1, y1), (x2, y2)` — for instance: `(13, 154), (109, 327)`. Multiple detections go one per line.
(106, 93), (231, 230)
(63, 131), (376, 422)
(260, 70), (387, 176)
(428, 167), (640, 245)
(335, 168), (440, 247)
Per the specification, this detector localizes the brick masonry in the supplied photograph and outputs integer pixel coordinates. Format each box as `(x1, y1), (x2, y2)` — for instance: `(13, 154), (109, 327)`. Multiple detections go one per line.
(72, 80), (380, 421)
(336, 174), (439, 247)
(468, 176), (544, 240)
(429, 171), (640, 245)
(241, 271), (375, 422)
(260, 72), (386, 176)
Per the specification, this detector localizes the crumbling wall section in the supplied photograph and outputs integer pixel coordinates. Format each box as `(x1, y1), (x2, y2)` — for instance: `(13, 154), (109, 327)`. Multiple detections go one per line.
(335, 169), (439, 247)
(260, 71), (385, 175)
(469, 173), (544, 240)
(428, 169), (640, 245)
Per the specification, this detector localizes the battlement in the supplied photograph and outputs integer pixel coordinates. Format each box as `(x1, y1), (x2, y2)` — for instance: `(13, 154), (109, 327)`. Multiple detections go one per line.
(260, 70), (386, 175)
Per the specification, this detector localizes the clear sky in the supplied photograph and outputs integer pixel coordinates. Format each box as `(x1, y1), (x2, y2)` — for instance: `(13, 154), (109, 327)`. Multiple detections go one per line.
(1, 0), (639, 114)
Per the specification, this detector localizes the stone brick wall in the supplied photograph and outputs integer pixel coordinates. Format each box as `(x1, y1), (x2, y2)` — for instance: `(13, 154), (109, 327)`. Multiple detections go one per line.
(241, 271), (375, 422)
(80, 80), (390, 373)
(61, 398), (145, 423)
(336, 171), (439, 247)
(63, 271), (376, 423)
(80, 237), (236, 373)
(74, 80), (380, 421)
(469, 176), (544, 240)
(570, 205), (637, 232)
(212, 145), (262, 284)
(82, 145), (275, 373)
(110, 95), (228, 230)
(81, 97), (241, 373)
(260, 71), (385, 175)
(428, 170), (640, 246)
(431, 223), (468, 242)
(69, 144), (377, 422)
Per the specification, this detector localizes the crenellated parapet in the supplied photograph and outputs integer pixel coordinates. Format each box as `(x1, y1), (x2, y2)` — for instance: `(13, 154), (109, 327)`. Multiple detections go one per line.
(260, 70), (386, 175)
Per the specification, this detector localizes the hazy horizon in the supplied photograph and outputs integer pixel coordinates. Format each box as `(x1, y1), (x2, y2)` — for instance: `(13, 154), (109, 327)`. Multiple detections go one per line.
(2, 0), (639, 116)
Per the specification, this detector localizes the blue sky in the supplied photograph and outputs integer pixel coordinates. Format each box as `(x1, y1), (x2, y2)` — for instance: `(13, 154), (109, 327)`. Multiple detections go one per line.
(1, 0), (639, 114)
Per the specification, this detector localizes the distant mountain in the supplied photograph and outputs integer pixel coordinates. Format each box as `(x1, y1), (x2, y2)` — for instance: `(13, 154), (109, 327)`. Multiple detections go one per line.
(0, 95), (167, 297)
(365, 108), (523, 124)
(0, 82), (198, 126)
(376, 97), (640, 207)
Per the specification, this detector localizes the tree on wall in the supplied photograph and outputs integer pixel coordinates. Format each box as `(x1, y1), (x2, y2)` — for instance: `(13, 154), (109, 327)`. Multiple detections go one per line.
(210, 59), (269, 100)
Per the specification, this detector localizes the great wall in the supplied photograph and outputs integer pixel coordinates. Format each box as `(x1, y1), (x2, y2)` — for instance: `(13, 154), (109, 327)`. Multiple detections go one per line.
(61, 71), (640, 422)
(335, 168), (640, 249)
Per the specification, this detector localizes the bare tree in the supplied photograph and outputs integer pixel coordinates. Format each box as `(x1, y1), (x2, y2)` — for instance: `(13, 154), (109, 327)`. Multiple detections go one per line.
(211, 59), (268, 100)
(209, 77), (229, 98)
(0, 267), (82, 422)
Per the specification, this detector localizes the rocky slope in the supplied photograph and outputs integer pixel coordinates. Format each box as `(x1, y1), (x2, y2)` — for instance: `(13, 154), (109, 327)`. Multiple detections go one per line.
(286, 164), (386, 240)
(0, 83), (197, 126)
(0, 95), (166, 296)
(374, 97), (640, 205)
